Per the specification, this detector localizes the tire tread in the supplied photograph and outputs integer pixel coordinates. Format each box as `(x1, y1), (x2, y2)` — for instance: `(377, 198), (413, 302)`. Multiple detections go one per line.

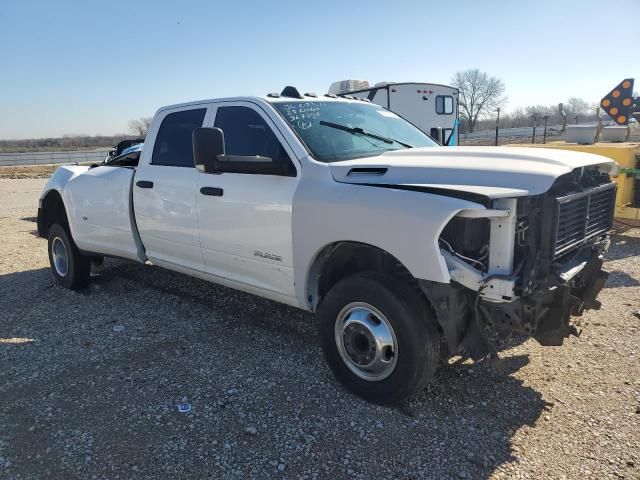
(47, 224), (91, 290)
(318, 271), (440, 404)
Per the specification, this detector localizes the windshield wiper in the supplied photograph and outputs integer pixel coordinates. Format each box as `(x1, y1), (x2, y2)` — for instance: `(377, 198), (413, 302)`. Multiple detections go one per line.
(319, 120), (414, 148)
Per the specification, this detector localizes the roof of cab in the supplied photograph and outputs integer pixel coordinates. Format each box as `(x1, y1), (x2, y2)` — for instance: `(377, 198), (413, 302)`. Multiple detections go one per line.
(155, 87), (370, 114)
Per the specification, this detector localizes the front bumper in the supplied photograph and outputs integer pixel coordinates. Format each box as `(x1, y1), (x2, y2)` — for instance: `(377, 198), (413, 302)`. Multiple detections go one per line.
(421, 242), (610, 359)
(480, 246), (608, 346)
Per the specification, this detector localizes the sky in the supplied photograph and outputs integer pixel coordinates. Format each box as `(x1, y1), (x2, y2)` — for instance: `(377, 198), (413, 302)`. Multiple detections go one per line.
(1, 0), (638, 139)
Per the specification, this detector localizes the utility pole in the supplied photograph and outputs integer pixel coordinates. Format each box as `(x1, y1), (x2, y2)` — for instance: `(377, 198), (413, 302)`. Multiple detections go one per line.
(542, 115), (549, 144)
(559, 103), (567, 133)
(531, 113), (538, 144)
(494, 108), (500, 146)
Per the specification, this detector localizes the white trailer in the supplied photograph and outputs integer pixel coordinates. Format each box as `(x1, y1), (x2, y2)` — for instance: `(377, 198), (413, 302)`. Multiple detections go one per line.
(328, 81), (459, 145)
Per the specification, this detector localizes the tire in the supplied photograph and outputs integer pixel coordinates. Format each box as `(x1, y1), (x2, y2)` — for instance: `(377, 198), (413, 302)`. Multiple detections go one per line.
(47, 223), (91, 290)
(318, 272), (440, 404)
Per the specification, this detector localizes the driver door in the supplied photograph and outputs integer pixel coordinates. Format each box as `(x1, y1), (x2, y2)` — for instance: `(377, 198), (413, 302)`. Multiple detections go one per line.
(197, 102), (300, 299)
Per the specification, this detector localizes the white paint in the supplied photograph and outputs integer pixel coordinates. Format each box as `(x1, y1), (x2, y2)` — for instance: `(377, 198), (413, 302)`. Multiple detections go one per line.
(196, 100), (300, 299)
(442, 251), (515, 302)
(133, 104), (211, 272)
(291, 160), (482, 307)
(487, 198), (518, 275)
(41, 165), (142, 261)
(377, 110), (399, 118)
(330, 146), (616, 197)
(133, 165), (202, 271)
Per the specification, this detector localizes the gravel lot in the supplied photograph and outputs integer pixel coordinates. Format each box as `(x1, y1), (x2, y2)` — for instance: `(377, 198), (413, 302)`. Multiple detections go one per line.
(0, 165), (91, 180)
(1, 175), (639, 480)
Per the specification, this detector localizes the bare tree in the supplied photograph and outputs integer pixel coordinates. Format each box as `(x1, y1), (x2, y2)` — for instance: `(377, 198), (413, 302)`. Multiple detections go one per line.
(471, 100), (601, 133)
(525, 105), (554, 119)
(564, 97), (589, 122)
(452, 69), (506, 133)
(508, 107), (528, 128)
(128, 117), (152, 137)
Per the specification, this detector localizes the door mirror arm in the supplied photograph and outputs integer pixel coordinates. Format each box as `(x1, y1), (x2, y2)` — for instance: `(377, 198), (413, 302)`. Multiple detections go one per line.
(215, 155), (283, 175)
(193, 127), (291, 176)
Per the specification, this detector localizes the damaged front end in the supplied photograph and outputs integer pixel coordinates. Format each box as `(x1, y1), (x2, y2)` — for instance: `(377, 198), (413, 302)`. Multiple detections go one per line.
(422, 167), (616, 359)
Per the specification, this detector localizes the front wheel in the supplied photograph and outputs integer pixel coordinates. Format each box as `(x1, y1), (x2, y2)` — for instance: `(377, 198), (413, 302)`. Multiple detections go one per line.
(318, 272), (440, 404)
(47, 224), (91, 289)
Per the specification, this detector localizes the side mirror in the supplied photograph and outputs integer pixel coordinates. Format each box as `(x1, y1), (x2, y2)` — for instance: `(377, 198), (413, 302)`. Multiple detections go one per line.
(193, 127), (290, 176)
(193, 127), (225, 173)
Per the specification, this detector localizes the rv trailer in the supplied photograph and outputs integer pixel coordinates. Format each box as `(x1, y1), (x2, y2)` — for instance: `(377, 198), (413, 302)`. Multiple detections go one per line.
(328, 80), (459, 145)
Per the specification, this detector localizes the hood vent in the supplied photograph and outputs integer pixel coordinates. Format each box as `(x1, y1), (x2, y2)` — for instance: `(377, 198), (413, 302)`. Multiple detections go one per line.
(347, 167), (388, 176)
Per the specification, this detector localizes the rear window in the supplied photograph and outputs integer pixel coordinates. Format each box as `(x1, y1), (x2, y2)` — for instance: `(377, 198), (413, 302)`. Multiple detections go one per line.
(152, 108), (206, 167)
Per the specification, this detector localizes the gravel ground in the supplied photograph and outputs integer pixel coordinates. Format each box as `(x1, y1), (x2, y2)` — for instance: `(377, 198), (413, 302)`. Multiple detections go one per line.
(0, 177), (639, 480)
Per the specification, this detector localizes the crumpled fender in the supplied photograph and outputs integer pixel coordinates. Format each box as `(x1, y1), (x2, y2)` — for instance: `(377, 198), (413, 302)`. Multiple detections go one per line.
(293, 161), (487, 309)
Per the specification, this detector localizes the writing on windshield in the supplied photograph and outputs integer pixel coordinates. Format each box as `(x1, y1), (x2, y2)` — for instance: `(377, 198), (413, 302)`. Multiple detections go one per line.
(274, 101), (435, 162)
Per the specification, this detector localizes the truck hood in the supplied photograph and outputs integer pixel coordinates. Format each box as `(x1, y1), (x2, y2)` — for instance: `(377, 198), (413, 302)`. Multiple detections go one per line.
(329, 146), (618, 199)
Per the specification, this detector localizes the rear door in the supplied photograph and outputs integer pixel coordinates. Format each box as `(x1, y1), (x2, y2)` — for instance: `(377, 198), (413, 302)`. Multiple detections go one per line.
(133, 105), (210, 272)
(196, 102), (299, 299)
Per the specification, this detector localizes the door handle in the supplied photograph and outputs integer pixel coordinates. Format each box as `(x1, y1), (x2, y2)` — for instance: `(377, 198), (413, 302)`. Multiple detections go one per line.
(200, 187), (223, 196)
(136, 180), (154, 188)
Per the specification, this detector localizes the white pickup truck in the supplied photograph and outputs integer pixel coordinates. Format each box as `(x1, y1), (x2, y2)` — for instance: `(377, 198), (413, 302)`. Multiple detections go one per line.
(37, 87), (617, 403)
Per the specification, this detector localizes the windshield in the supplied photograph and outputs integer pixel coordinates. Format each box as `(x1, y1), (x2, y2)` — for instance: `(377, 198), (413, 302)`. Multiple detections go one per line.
(273, 100), (437, 162)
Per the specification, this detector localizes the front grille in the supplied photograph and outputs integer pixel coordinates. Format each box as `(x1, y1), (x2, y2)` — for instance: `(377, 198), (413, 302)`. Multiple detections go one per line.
(553, 183), (616, 257)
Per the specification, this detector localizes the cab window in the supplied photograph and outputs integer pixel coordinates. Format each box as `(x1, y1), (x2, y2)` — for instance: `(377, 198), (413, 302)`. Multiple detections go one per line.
(214, 106), (295, 175)
(152, 108), (206, 167)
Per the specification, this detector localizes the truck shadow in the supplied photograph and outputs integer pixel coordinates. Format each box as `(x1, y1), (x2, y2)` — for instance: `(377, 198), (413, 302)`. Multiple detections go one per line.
(604, 232), (640, 288)
(1, 262), (546, 479)
(605, 270), (640, 288)
(606, 231), (640, 261)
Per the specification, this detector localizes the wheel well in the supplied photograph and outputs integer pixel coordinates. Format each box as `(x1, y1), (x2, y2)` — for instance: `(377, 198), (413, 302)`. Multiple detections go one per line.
(308, 242), (418, 311)
(38, 190), (69, 238)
